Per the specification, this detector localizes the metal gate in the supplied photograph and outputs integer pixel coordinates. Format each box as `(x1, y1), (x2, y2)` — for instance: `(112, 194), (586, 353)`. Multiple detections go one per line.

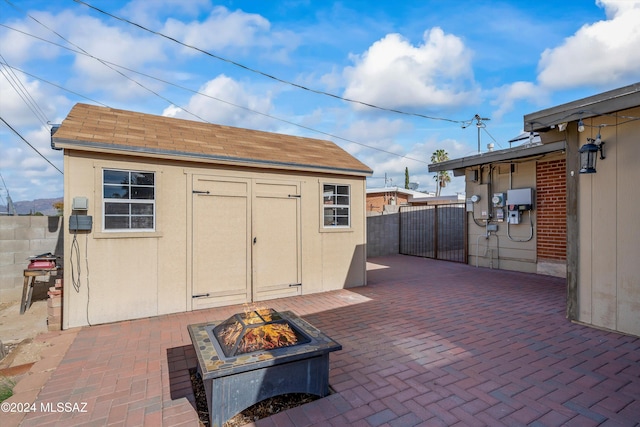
(399, 203), (467, 262)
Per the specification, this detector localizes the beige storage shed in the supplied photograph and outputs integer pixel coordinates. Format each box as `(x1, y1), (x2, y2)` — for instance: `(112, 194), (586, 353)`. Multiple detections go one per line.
(52, 103), (372, 328)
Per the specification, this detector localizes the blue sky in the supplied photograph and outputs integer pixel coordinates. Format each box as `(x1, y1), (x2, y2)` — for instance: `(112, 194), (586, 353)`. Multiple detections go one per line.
(1, 0), (639, 204)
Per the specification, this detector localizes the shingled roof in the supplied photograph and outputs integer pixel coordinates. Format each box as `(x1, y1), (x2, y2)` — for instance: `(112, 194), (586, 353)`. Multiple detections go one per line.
(52, 103), (372, 176)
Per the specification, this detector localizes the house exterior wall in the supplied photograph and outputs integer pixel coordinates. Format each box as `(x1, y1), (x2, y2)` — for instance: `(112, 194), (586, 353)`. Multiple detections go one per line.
(576, 106), (640, 337)
(366, 193), (409, 213)
(62, 151), (367, 328)
(465, 161), (538, 273)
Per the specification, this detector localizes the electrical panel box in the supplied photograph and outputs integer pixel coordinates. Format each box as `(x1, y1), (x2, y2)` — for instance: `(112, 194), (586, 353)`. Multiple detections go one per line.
(72, 196), (89, 210)
(506, 188), (534, 211)
(465, 169), (478, 182)
(69, 215), (93, 231)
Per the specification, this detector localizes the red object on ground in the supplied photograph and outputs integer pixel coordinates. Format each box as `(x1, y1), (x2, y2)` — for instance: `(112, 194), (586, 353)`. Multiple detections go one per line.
(28, 260), (56, 269)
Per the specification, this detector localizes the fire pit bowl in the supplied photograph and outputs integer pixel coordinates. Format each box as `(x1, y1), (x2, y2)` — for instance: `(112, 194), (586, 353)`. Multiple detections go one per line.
(187, 310), (341, 427)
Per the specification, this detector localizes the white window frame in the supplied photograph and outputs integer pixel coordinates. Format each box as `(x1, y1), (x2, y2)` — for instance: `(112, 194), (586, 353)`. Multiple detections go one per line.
(102, 169), (156, 232)
(322, 183), (350, 228)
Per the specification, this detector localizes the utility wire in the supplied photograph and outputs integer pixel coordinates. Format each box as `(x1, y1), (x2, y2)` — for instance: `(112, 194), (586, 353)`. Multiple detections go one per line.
(0, 54), (49, 127)
(0, 116), (63, 174)
(4, 1), (210, 125)
(0, 28), (431, 165)
(0, 59), (109, 107)
(74, 0), (467, 125)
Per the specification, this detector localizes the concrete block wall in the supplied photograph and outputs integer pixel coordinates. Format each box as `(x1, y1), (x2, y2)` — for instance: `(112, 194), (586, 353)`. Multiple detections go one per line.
(0, 216), (63, 298)
(366, 213), (399, 258)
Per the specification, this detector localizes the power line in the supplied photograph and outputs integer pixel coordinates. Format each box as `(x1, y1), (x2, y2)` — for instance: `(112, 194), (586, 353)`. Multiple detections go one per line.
(73, 0), (467, 125)
(0, 28), (431, 165)
(0, 53), (49, 127)
(4, 1), (212, 126)
(0, 116), (63, 174)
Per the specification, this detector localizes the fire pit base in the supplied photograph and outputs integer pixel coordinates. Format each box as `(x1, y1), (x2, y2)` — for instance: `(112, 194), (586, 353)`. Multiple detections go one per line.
(188, 310), (341, 427)
(205, 353), (330, 427)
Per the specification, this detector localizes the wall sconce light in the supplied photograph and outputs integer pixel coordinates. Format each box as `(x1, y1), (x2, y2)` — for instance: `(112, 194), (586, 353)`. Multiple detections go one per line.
(579, 132), (605, 174)
(577, 119), (585, 133)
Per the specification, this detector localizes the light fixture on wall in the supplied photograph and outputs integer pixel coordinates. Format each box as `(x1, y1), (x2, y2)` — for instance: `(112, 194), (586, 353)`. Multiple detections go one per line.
(579, 130), (605, 174)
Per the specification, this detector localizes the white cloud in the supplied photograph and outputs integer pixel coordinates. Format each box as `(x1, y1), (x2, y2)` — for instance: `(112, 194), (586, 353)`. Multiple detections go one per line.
(537, 0), (640, 89)
(342, 28), (477, 110)
(120, 0), (211, 27)
(161, 75), (274, 129)
(162, 5), (298, 59)
(491, 81), (548, 120)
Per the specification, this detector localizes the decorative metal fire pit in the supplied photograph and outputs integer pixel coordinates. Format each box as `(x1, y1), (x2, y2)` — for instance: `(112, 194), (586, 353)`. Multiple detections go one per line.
(187, 309), (341, 427)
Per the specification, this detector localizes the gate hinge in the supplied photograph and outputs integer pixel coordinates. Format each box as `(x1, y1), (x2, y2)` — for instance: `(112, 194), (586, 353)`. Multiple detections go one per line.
(192, 293), (210, 298)
(193, 190), (210, 194)
(288, 194), (301, 198)
(288, 283), (302, 287)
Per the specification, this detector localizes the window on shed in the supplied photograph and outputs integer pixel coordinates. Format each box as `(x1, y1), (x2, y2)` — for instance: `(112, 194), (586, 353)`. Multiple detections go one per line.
(103, 169), (155, 231)
(323, 184), (350, 227)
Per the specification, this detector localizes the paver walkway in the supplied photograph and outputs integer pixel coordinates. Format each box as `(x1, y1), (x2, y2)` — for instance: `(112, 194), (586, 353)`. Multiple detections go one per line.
(7, 255), (640, 426)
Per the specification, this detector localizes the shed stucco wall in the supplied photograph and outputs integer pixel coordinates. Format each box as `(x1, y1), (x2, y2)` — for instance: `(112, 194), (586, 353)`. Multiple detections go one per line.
(62, 151), (367, 328)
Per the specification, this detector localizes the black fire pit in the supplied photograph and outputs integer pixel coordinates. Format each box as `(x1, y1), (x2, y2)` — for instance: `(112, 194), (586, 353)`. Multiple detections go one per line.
(187, 309), (341, 427)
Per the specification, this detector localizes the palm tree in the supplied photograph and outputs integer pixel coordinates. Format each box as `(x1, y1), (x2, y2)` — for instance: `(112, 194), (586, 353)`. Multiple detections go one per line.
(431, 149), (451, 197)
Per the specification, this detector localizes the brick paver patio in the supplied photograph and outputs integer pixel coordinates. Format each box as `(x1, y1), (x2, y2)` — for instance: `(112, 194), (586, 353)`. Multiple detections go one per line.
(9, 255), (640, 426)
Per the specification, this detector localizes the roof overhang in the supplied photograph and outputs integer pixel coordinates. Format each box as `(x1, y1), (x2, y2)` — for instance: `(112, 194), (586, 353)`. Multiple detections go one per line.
(428, 140), (566, 173)
(53, 138), (373, 177)
(524, 82), (640, 132)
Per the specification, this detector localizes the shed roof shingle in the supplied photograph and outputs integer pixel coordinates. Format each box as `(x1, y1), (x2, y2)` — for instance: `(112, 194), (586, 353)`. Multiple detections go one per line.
(53, 103), (372, 176)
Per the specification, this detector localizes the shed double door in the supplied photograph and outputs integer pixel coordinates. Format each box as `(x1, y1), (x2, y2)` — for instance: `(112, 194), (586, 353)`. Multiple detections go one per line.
(191, 175), (301, 310)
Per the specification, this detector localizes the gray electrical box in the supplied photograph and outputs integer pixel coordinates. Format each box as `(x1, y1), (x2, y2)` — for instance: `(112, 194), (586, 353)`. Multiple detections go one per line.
(69, 215), (93, 231)
(72, 196), (89, 210)
(506, 188), (534, 211)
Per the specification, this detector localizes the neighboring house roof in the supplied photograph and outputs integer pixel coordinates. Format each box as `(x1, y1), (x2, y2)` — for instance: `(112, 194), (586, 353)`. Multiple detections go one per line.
(52, 103), (373, 176)
(366, 187), (434, 198)
(366, 187), (462, 203)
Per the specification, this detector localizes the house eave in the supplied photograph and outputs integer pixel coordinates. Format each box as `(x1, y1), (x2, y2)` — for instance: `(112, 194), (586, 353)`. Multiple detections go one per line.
(524, 82), (640, 131)
(428, 140), (566, 173)
(53, 138), (373, 177)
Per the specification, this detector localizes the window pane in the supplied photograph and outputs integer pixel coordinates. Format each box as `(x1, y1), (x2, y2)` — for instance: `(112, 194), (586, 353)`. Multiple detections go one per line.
(104, 186), (129, 199)
(131, 216), (153, 229)
(104, 170), (129, 184)
(335, 207), (349, 216)
(131, 186), (154, 199)
(131, 172), (154, 185)
(336, 217), (349, 226)
(336, 195), (349, 205)
(337, 186), (349, 195)
(105, 216), (130, 229)
(131, 203), (153, 215)
(105, 202), (129, 214)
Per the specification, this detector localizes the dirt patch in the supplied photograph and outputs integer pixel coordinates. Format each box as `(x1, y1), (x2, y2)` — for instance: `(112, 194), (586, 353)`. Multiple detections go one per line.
(189, 368), (319, 426)
(0, 298), (49, 370)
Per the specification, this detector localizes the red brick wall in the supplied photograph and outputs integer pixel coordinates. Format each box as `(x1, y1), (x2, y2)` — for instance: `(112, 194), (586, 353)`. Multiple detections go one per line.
(536, 158), (566, 261)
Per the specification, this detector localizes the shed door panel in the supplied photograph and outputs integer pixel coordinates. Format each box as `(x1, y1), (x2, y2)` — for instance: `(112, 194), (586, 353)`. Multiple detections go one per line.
(253, 181), (301, 301)
(192, 176), (251, 309)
